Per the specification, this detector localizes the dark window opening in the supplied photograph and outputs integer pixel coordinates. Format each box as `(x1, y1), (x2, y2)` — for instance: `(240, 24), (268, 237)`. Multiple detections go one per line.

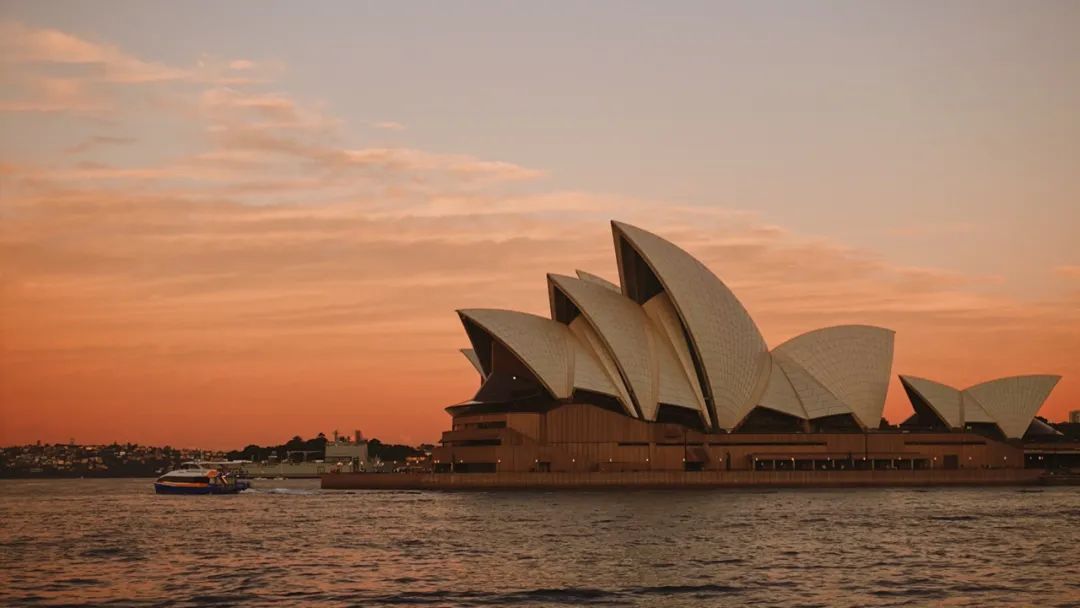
(550, 285), (582, 324)
(678, 322), (714, 426)
(655, 404), (707, 431)
(1026, 452), (1080, 469)
(473, 339), (549, 402)
(618, 236), (664, 304)
(963, 422), (1006, 441)
(446, 398), (557, 418)
(452, 439), (502, 447)
(571, 390), (628, 415)
(810, 414), (863, 433)
(475, 371), (545, 403)
(898, 378), (950, 431)
(460, 316), (495, 376)
(737, 406), (806, 433)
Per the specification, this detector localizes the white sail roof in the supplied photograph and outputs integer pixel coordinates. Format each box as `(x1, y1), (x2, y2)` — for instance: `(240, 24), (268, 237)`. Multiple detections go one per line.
(772, 352), (851, 420)
(961, 392), (995, 424)
(457, 309), (573, 399)
(899, 375), (962, 428)
(575, 269), (620, 292)
(550, 274), (659, 419)
(567, 316), (636, 416)
(772, 325), (894, 429)
(897, 374), (1060, 438)
(460, 348), (485, 379)
(612, 221), (770, 430)
(641, 293), (709, 422)
(963, 375), (1061, 439)
(757, 355), (808, 419)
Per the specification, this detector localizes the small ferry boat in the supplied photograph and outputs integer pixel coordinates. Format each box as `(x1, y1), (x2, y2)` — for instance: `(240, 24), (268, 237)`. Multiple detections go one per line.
(154, 461), (251, 495)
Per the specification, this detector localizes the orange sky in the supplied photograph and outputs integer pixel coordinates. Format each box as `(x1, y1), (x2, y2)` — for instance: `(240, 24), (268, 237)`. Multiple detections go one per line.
(1, 11), (1078, 448)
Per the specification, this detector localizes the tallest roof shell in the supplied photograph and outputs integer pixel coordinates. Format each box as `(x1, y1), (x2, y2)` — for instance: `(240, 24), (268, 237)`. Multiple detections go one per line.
(611, 221), (770, 430)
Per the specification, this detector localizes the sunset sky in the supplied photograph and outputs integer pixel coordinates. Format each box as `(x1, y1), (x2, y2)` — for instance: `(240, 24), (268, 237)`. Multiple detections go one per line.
(1, 2), (1078, 449)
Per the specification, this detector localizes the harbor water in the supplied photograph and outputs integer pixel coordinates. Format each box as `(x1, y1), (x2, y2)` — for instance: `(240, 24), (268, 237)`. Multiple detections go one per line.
(1, 479), (1077, 607)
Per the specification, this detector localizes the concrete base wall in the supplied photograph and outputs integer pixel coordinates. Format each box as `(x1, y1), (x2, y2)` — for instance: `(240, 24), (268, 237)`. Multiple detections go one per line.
(322, 468), (1043, 490)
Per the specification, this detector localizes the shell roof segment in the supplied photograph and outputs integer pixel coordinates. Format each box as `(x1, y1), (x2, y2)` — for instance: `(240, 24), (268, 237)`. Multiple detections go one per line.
(575, 269), (620, 292)
(897, 374), (1061, 438)
(457, 309), (574, 399)
(641, 293), (710, 423)
(772, 325), (895, 429)
(567, 316), (637, 417)
(460, 348), (485, 379)
(756, 355), (808, 419)
(964, 375), (1060, 439)
(772, 352), (851, 420)
(549, 274), (659, 419)
(899, 375), (963, 428)
(611, 221), (770, 430)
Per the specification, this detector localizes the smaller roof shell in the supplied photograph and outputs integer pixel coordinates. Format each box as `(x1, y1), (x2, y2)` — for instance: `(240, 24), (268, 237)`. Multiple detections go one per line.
(575, 270), (620, 292)
(549, 274), (659, 419)
(612, 221), (770, 430)
(897, 373), (1061, 438)
(963, 375), (1061, 439)
(460, 348), (485, 379)
(756, 355), (808, 419)
(457, 309), (574, 399)
(899, 375), (962, 428)
(772, 353), (851, 420)
(772, 325), (895, 429)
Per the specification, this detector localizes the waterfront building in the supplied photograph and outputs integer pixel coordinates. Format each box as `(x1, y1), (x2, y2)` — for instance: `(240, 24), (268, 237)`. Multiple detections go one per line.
(433, 220), (1062, 474)
(241, 431), (369, 478)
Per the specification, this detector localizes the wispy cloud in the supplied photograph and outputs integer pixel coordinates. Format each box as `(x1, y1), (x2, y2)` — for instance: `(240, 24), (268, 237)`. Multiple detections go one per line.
(1055, 265), (1080, 280)
(64, 135), (137, 155)
(886, 221), (983, 238)
(0, 20), (188, 83)
(0, 21), (280, 115)
(0, 75), (107, 114)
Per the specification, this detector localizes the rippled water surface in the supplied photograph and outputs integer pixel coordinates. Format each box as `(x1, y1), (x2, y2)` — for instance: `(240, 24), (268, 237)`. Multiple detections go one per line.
(1, 480), (1078, 607)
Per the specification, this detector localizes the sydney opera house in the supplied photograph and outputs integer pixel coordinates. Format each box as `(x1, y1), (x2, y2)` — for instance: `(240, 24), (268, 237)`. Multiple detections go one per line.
(430, 221), (1065, 477)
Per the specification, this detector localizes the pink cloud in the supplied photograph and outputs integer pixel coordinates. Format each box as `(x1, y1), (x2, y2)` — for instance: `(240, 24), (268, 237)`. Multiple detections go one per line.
(1055, 265), (1080, 280)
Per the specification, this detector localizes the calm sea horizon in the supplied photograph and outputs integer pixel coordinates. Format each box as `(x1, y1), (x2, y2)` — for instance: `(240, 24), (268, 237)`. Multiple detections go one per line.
(1, 479), (1077, 607)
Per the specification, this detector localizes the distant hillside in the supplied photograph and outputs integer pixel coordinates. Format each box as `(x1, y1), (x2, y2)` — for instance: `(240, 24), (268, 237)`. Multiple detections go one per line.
(225, 434), (425, 463)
